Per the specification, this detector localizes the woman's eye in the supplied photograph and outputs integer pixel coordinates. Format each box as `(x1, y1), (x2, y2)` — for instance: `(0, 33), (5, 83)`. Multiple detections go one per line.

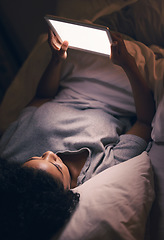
(51, 162), (62, 171)
(55, 164), (62, 170)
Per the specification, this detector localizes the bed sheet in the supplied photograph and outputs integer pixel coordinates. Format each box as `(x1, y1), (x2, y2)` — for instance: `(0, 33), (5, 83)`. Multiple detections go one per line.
(0, 34), (163, 142)
(55, 0), (137, 22)
(0, 34), (163, 240)
(95, 0), (164, 48)
(57, 0), (164, 143)
(0, 0), (164, 239)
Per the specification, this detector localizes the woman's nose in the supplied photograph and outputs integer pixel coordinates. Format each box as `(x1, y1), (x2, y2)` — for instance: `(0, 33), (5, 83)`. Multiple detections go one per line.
(42, 151), (57, 161)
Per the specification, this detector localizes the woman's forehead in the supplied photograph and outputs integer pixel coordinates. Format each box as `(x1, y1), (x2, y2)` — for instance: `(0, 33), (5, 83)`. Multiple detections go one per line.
(24, 160), (63, 181)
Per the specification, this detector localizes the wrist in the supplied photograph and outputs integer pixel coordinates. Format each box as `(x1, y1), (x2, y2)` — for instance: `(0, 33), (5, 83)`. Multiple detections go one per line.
(51, 54), (61, 64)
(51, 52), (67, 65)
(122, 57), (138, 73)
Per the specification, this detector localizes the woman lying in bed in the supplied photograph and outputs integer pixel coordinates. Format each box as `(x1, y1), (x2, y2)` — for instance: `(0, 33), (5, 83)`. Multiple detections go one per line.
(0, 30), (155, 240)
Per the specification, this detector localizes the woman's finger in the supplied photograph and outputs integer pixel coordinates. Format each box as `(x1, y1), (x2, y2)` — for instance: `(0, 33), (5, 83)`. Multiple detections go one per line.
(59, 41), (69, 59)
(110, 32), (124, 48)
(47, 28), (69, 59)
(48, 28), (62, 50)
(51, 37), (61, 50)
(110, 41), (119, 64)
(61, 41), (69, 51)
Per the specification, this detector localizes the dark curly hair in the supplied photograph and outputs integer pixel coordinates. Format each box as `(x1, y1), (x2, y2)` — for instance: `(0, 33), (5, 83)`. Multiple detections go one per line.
(0, 158), (80, 240)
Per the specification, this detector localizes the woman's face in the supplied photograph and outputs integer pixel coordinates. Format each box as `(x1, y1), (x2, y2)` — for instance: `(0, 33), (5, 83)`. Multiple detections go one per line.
(23, 151), (71, 189)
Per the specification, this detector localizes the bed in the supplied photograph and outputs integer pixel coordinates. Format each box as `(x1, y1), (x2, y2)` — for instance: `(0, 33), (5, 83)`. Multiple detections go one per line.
(0, 0), (164, 239)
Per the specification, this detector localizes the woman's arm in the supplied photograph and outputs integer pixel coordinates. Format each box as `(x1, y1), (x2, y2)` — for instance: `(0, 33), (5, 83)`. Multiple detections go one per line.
(110, 33), (155, 142)
(36, 56), (63, 99)
(28, 29), (68, 106)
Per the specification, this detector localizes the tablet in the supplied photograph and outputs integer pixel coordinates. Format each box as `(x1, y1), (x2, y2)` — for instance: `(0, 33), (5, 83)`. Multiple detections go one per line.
(44, 15), (112, 57)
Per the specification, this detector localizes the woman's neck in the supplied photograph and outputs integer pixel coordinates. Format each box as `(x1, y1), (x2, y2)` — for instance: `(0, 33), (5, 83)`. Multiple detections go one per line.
(58, 150), (89, 188)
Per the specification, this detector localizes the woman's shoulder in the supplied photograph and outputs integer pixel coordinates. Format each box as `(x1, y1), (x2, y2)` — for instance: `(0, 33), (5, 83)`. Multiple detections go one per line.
(27, 98), (51, 107)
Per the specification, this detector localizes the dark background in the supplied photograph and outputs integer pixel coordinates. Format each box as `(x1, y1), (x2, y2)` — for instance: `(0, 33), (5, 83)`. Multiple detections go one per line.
(0, 0), (58, 102)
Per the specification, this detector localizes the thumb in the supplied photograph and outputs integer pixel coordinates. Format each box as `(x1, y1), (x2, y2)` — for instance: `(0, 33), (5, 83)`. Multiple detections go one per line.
(59, 41), (69, 59)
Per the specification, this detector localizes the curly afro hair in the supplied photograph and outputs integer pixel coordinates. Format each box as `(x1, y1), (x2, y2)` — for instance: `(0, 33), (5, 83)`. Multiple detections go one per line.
(0, 158), (80, 240)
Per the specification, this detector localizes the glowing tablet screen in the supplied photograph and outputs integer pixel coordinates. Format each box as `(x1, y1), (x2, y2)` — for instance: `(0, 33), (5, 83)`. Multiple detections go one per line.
(45, 16), (112, 56)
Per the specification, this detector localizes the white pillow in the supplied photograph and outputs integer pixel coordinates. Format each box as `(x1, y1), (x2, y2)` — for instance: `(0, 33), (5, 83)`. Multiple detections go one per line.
(56, 0), (137, 22)
(53, 152), (154, 240)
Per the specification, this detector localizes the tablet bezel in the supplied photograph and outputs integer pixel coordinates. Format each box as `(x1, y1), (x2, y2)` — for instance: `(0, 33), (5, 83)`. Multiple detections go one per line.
(44, 15), (112, 57)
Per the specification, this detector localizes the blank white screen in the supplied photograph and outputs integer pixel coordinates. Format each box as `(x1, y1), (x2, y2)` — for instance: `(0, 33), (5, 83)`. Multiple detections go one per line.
(49, 19), (111, 56)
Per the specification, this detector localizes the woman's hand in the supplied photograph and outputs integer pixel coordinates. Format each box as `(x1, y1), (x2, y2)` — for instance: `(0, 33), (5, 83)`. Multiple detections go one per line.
(110, 34), (155, 142)
(30, 29), (69, 102)
(110, 32), (135, 69)
(48, 28), (69, 61)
